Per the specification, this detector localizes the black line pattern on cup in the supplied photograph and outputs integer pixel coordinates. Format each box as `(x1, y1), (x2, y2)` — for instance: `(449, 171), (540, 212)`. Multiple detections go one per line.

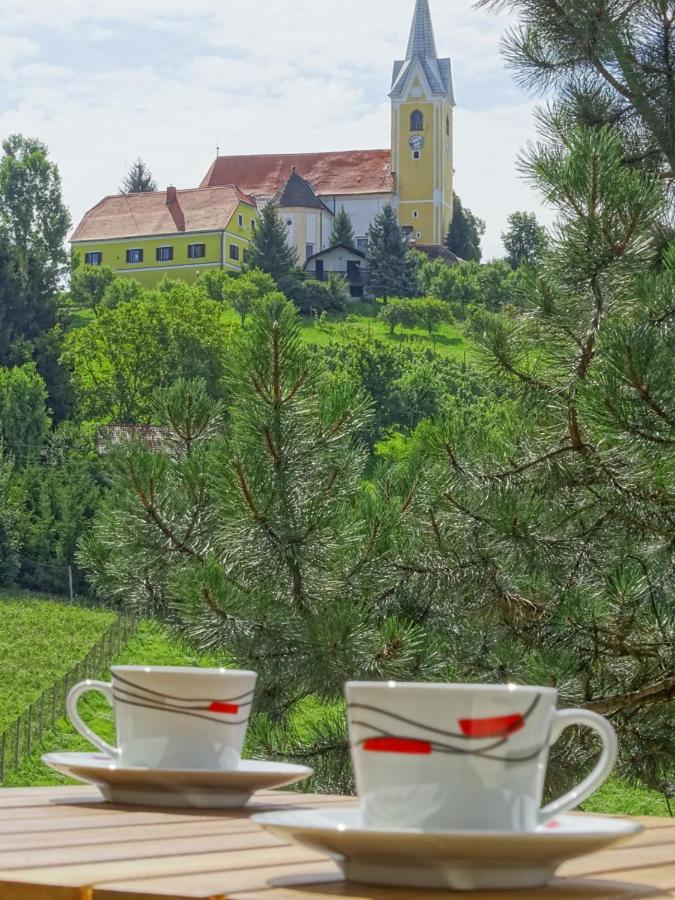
(111, 675), (254, 727)
(113, 672), (255, 704)
(349, 694), (545, 764)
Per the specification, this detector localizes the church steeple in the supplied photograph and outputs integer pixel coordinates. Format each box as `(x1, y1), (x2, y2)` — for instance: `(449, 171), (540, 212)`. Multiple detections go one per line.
(391, 0), (453, 100)
(390, 0), (454, 247)
(406, 0), (438, 61)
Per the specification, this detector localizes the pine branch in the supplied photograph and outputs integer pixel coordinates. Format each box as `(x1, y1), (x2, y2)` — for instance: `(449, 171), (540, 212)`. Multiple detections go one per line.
(585, 675), (675, 715)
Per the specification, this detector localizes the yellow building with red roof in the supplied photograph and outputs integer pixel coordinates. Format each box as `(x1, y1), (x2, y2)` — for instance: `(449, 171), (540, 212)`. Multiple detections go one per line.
(71, 184), (257, 286)
(71, 0), (454, 285)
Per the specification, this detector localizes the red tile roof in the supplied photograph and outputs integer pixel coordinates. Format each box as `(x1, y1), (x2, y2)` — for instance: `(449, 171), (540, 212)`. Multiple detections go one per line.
(200, 150), (394, 197)
(71, 185), (255, 242)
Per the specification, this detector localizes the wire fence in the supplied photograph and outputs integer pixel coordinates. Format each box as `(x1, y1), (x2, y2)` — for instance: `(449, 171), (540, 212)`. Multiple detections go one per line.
(0, 614), (137, 784)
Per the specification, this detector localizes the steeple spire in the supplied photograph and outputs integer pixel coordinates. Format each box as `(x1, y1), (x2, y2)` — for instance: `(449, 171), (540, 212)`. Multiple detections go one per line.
(406, 0), (438, 61)
(391, 0), (453, 101)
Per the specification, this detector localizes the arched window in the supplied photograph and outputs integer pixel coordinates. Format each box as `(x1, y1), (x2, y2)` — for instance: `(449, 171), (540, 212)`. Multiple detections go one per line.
(410, 110), (424, 132)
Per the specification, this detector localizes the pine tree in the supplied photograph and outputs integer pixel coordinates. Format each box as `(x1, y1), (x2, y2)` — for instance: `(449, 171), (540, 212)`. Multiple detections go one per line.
(120, 158), (157, 193)
(365, 204), (419, 302)
(330, 207), (356, 249)
(502, 211), (548, 269)
(403, 126), (675, 796)
(445, 195), (485, 262)
(246, 203), (299, 283)
(478, 0), (675, 190)
(79, 300), (436, 789)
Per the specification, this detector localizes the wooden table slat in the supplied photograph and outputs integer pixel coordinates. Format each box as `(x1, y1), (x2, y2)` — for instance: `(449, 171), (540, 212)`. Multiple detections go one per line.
(0, 786), (671, 899)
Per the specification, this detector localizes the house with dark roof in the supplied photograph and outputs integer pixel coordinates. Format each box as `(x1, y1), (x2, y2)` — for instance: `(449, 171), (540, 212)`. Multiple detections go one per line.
(71, 1), (455, 283)
(303, 244), (368, 298)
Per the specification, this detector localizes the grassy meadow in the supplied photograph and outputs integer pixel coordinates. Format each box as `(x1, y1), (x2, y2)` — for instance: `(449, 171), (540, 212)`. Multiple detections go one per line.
(0, 592), (116, 731)
(64, 297), (476, 364)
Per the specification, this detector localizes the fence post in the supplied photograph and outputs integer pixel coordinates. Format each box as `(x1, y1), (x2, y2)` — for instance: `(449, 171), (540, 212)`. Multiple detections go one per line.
(39, 693), (45, 748)
(13, 718), (20, 771)
(26, 705), (32, 759)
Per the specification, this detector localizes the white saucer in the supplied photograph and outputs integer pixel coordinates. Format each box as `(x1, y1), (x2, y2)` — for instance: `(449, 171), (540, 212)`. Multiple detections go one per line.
(252, 807), (642, 891)
(43, 752), (313, 808)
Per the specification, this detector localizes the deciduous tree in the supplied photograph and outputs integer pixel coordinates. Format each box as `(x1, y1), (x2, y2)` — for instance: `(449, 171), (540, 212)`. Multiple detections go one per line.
(62, 285), (233, 422)
(502, 211), (548, 268)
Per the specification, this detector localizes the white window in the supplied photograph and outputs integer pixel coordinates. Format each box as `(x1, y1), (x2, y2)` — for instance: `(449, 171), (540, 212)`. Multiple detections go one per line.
(188, 243), (206, 260)
(229, 243), (240, 261)
(416, 231), (422, 240)
(238, 214), (244, 227)
(413, 150), (421, 160)
(356, 237), (368, 252)
(156, 246), (173, 262)
(126, 248), (143, 264)
(412, 210), (419, 219)
(306, 243), (314, 260)
(85, 251), (103, 266)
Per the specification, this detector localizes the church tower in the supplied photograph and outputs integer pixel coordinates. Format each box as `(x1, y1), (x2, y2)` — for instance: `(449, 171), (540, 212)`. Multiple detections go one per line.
(391, 0), (454, 246)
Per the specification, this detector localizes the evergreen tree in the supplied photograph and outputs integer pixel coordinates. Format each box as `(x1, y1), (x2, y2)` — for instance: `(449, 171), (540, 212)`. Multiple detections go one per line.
(478, 0), (675, 189)
(445, 195), (485, 262)
(404, 126), (675, 795)
(80, 301), (435, 787)
(330, 207), (356, 249)
(365, 204), (419, 302)
(502, 211), (548, 269)
(120, 158), (157, 193)
(246, 203), (299, 283)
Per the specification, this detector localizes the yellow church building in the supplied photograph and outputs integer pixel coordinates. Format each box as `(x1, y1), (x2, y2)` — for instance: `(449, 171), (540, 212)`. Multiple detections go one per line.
(71, 0), (454, 284)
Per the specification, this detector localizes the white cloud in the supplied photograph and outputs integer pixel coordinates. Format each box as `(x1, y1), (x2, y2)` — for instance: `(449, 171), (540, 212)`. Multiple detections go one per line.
(0, 34), (38, 77)
(0, 0), (549, 257)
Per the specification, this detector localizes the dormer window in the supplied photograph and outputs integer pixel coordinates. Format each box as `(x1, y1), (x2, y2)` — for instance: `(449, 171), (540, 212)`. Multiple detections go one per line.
(410, 110), (424, 132)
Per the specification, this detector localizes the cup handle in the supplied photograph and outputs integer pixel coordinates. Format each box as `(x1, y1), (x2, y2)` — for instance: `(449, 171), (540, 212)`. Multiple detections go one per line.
(538, 708), (618, 825)
(66, 680), (119, 760)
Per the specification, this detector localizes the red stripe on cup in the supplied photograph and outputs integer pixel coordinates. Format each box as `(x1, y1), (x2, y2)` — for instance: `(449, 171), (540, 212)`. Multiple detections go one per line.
(363, 737), (432, 754)
(459, 714), (525, 738)
(208, 702), (240, 714)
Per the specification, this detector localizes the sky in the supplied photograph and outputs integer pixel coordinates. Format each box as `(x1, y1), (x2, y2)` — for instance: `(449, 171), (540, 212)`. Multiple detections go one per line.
(0, 0), (553, 259)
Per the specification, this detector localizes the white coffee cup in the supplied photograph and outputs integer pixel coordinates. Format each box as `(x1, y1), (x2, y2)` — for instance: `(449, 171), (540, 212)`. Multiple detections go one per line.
(346, 681), (617, 832)
(67, 666), (257, 770)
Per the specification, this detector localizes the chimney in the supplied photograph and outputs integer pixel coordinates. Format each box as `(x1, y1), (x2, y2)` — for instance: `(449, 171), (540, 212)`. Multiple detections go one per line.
(165, 186), (185, 232)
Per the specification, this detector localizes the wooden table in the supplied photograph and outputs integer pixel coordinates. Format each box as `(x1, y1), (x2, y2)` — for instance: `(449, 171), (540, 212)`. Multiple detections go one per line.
(0, 786), (673, 899)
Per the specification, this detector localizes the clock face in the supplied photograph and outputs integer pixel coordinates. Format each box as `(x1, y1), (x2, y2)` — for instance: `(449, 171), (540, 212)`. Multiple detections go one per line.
(409, 135), (425, 151)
